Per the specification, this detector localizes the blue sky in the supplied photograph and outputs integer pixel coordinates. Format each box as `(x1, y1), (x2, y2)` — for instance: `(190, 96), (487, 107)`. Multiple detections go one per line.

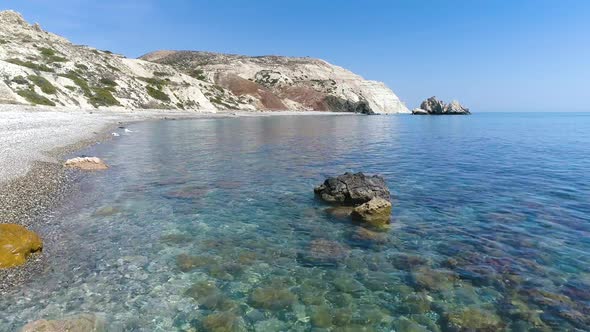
(4, 0), (589, 112)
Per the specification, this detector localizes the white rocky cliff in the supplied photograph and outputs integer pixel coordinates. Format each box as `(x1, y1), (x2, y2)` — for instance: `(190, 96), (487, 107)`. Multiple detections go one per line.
(0, 10), (409, 114)
(141, 51), (410, 114)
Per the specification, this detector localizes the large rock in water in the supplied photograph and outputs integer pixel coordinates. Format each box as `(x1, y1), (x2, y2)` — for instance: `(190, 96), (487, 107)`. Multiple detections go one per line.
(314, 172), (390, 205)
(0, 224), (43, 269)
(351, 197), (392, 226)
(20, 313), (106, 332)
(413, 96), (470, 115)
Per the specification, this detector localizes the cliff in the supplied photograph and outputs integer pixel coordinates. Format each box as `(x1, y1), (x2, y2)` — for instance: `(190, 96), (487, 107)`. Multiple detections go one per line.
(0, 10), (409, 114)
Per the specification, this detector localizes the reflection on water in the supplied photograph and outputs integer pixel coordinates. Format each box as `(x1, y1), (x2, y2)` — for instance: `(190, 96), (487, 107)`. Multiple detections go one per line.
(1, 114), (590, 331)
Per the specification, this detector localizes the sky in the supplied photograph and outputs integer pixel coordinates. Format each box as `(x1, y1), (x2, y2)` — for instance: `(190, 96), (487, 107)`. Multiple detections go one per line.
(3, 0), (590, 112)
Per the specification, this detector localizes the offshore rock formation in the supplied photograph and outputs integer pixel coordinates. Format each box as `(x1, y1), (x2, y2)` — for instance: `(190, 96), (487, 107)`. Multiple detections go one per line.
(0, 10), (409, 114)
(0, 224), (43, 269)
(315, 172), (392, 225)
(314, 172), (390, 205)
(20, 313), (106, 332)
(140, 51), (410, 114)
(413, 96), (470, 115)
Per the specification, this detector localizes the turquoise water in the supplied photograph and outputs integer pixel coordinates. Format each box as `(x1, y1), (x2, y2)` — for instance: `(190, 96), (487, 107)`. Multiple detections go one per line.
(2, 113), (590, 331)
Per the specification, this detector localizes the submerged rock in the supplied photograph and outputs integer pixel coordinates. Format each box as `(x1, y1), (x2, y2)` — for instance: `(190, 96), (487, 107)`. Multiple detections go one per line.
(20, 313), (106, 332)
(300, 239), (350, 266)
(413, 96), (470, 115)
(202, 311), (247, 332)
(351, 197), (392, 226)
(444, 307), (503, 332)
(64, 157), (109, 171)
(351, 227), (388, 244)
(0, 224), (43, 269)
(249, 285), (298, 311)
(314, 172), (390, 205)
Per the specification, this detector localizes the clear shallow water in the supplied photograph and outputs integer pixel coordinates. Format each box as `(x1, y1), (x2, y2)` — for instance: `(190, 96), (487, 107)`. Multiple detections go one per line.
(2, 113), (590, 331)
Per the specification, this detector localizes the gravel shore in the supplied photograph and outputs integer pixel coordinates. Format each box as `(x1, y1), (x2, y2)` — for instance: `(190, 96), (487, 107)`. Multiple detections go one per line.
(0, 105), (352, 292)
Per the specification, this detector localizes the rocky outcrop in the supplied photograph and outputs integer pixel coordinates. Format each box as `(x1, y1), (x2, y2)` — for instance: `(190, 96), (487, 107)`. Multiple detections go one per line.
(315, 172), (392, 225)
(314, 172), (390, 205)
(20, 313), (106, 332)
(140, 51), (410, 114)
(64, 157), (109, 170)
(351, 197), (392, 226)
(413, 96), (470, 115)
(0, 11), (212, 111)
(0, 224), (43, 268)
(0, 10), (409, 114)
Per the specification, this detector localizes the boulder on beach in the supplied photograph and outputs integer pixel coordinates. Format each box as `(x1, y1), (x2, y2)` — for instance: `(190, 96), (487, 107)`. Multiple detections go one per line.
(314, 172), (390, 205)
(413, 96), (470, 115)
(351, 197), (392, 226)
(20, 313), (106, 332)
(64, 157), (109, 171)
(0, 224), (43, 269)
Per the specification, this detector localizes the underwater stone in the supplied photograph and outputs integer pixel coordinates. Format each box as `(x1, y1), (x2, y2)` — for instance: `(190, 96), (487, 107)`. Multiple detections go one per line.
(93, 206), (121, 217)
(176, 254), (216, 272)
(20, 313), (106, 332)
(393, 317), (430, 332)
(399, 292), (433, 314)
(249, 286), (298, 311)
(299, 239), (350, 267)
(444, 307), (504, 332)
(310, 305), (333, 328)
(389, 253), (429, 271)
(412, 267), (457, 291)
(0, 224), (43, 269)
(325, 206), (354, 219)
(333, 276), (365, 294)
(202, 312), (247, 332)
(351, 227), (388, 244)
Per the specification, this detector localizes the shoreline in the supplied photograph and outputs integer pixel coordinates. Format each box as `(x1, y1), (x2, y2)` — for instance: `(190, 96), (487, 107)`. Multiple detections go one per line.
(0, 106), (358, 292)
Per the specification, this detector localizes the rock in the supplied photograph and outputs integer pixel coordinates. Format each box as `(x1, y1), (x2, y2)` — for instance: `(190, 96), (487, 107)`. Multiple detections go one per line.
(325, 206), (354, 219)
(314, 172), (390, 205)
(445, 100), (470, 114)
(351, 227), (388, 244)
(0, 224), (43, 269)
(299, 239), (350, 266)
(64, 157), (109, 171)
(412, 108), (429, 115)
(249, 286), (298, 311)
(202, 312), (247, 332)
(20, 313), (106, 332)
(444, 307), (504, 332)
(351, 197), (392, 226)
(415, 96), (470, 115)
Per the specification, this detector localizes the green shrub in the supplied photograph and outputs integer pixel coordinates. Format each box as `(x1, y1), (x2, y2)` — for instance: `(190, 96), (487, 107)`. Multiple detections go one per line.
(146, 86), (170, 102)
(89, 87), (120, 107)
(12, 76), (28, 85)
(99, 77), (117, 86)
(28, 75), (57, 94)
(75, 63), (89, 70)
(106, 64), (120, 72)
(153, 71), (170, 77)
(65, 85), (76, 91)
(0, 39), (8, 44)
(140, 77), (169, 89)
(17, 89), (56, 106)
(38, 47), (67, 63)
(60, 71), (91, 96)
(188, 68), (207, 81)
(39, 47), (56, 56)
(6, 58), (54, 72)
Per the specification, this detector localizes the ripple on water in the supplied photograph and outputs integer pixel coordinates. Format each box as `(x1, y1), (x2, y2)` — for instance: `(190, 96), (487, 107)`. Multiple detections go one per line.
(1, 114), (590, 331)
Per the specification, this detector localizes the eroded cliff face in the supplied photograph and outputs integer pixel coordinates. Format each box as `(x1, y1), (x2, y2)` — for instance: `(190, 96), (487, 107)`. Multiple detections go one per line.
(140, 51), (410, 114)
(0, 10), (214, 111)
(0, 10), (409, 114)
